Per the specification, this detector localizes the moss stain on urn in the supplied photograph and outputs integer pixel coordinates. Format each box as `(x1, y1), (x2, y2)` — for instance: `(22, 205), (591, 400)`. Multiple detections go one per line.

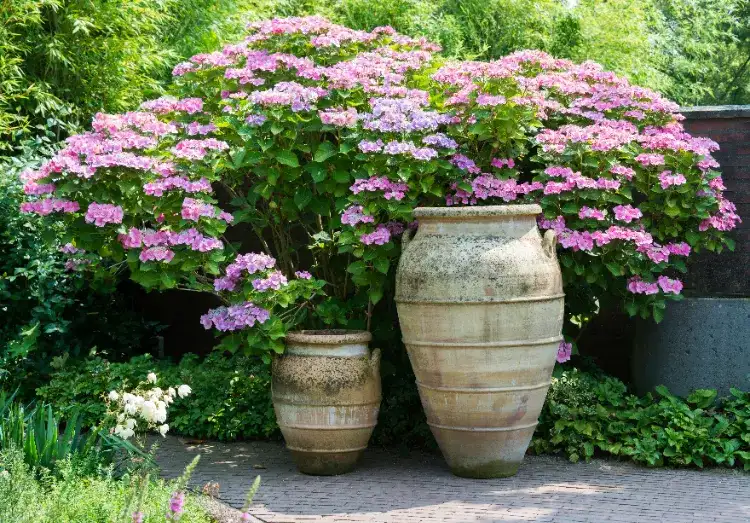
(272, 354), (375, 396)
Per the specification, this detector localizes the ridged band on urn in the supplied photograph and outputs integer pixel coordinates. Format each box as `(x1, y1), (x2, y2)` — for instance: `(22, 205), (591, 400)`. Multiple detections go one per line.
(395, 205), (564, 478)
(272, 330), (381, 475)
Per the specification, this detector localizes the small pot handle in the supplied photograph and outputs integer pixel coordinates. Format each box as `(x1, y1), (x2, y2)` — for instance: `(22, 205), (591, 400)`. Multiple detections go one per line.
(543, 229), (558, 258)
(370, 348), (381, 371)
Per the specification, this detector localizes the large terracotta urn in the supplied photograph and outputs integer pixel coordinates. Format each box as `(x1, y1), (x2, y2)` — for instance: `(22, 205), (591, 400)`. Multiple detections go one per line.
(272, 330), (381, 475)
(395, 205), (564, 478)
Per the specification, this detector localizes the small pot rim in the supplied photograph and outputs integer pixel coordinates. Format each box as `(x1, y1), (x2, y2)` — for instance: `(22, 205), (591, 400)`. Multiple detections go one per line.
(413, 204), (542, 219)
(286, 329), (372, 344)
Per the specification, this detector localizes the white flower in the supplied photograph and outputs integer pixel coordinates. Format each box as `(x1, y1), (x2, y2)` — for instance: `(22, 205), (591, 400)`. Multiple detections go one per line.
(168, 387), (176, 398)
(140, 400), (158, 423)
(123, 393), (136, 404)
(124, 418), (137, 430)
(147, 372), (158, 384)
(124, 403), (138, 415)
(177, 384), (192, 398)
(164, 394), (173, 405)
(114, 425), (135, 440)
(108, 390), (119, 401)
(158, 424), (169, 437)
(155, 401), (167, 423)
(149, 387), (163, 399)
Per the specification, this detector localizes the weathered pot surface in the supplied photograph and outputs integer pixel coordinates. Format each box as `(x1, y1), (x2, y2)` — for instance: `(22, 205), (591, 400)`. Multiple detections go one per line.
(272, 329), (381, 475)
(395, 204), (564, 478)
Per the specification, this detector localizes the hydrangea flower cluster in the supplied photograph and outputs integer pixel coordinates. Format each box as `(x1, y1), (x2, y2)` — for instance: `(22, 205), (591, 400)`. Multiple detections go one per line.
(200, 302), (271, 331)
(204, 250), (324, 356)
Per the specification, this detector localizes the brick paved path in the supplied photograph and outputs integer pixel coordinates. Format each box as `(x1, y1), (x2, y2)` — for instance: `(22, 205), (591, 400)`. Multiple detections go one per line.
(156, 436), (750, 523)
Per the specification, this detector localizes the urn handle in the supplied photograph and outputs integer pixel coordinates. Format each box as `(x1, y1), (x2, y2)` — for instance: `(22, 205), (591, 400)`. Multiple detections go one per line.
(401, 227), (415, 251)
(542, 229), (558, 258)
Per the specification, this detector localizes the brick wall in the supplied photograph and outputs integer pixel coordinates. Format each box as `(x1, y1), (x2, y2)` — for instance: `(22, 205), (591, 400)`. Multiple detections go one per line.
(681, 106), (750, 297)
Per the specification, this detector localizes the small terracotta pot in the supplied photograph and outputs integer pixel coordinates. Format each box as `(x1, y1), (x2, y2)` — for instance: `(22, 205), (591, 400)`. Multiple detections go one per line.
(272, 330), (381, 475)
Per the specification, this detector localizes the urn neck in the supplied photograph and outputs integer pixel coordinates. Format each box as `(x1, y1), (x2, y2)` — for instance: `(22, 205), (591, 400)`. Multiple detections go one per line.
(412, 205), (542, 239)
(415, 214), (539, 239)
(285, 330), (371, 357)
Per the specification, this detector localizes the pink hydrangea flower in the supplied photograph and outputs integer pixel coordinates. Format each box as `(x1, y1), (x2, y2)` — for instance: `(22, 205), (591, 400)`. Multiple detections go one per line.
(341, 205), (375, 226)
(85, 203), (123, 227)
(556, 341), (572, 363)
(610, 164), (636, 180)
(627, 277), (659, 295)
(320, 107), (358, 127)
(252, 271), (288, 291)
(666, 242), (691, 256)
(181, 198), (216, 221)
(139, 247), (175, 263)
(544, 166), (575, 178)
(634, 153), (665, 167)
(658, 170), (687, 189)
(350, 176), (408, 200)
(578, 206), (606, 220)
(22, 182), (56, 195)
(200, 302), (270, 331)
(657, 275), (683, 295)
(295, 271), (312, 279)
(20, 199), (79, 216)
(491, 158), (515, 169)
(360, 224), (391, 245)
(559, 230), (594, 251)
(538, 215), (566, 234)
(613, 205), (643, 223)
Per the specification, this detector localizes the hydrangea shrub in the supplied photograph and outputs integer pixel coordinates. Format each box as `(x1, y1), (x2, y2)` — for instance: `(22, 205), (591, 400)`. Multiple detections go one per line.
(20, 16), (739, 357)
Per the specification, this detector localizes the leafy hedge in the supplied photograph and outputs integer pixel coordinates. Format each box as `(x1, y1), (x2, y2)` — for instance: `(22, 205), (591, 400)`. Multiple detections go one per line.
(532, 369), (750, 469)
(37, 353), (750, 469)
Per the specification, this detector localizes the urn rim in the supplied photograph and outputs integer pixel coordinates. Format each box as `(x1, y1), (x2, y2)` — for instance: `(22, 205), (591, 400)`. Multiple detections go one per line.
(286, 329), (372, 344)
(413, 204), (542, 219)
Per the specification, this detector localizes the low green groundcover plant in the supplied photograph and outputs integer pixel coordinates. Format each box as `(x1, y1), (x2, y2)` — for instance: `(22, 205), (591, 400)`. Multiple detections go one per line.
(531, 369), (750, 469)
(0, 449), (213, 523)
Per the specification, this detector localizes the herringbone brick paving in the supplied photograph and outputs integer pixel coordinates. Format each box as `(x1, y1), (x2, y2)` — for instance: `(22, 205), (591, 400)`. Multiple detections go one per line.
(156, 436), (749, 523)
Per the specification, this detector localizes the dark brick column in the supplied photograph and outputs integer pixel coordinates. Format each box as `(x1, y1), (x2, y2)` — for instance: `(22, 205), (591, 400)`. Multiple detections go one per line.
(680, 106), (750, 297)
